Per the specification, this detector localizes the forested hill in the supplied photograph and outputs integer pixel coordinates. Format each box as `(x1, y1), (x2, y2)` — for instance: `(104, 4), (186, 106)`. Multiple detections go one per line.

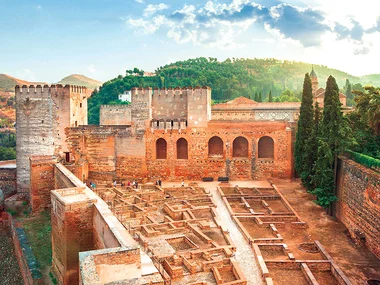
(88, 57), (379, 124)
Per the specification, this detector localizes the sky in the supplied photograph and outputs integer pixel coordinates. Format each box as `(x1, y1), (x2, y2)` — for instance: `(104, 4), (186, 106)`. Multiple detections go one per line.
(1, 0), (380, 83)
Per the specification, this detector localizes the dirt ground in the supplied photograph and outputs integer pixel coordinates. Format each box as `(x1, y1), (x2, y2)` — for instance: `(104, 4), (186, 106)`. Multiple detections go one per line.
(274, 179), (380, 284)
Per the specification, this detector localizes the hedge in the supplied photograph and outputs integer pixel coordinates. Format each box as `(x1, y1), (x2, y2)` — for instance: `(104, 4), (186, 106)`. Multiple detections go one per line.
(345, 150), (380, 171)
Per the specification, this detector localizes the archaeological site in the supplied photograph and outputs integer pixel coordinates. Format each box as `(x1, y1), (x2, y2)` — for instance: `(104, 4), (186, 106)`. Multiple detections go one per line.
(0, 76), (379, 285)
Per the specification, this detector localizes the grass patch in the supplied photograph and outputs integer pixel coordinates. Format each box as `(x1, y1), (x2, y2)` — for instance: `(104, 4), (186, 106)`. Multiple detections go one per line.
(23, 210), (52, 269)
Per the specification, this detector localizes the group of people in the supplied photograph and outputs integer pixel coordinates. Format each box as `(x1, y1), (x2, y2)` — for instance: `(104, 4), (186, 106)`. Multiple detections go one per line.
(114, 180), (139, 189)
(155, 179), (162, 187)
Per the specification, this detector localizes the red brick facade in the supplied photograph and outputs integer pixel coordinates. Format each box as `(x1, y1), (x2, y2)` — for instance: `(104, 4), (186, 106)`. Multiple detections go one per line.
(336, 157), (380, 258)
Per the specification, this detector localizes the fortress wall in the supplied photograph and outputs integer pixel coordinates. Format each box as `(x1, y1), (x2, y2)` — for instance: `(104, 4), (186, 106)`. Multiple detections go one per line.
(151, 87), (187, 120)
(131, 87), (152, 132)
(100, 105), (132, 125)
(146, 121), (292, 181)
(336, 157), (380, 258)
(186, 87), (211, 128)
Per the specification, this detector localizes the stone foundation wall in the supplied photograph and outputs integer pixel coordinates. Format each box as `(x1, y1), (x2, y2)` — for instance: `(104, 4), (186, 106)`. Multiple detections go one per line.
(336, 156), (380, 258)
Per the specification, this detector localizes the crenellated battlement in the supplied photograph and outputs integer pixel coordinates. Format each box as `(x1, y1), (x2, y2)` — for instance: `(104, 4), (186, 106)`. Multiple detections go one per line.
(15, 84), (88, 95)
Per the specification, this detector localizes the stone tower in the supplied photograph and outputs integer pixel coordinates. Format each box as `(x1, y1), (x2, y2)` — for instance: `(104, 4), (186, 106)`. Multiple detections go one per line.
(310, 67), (318, 94)
(15, 84), (90, 194)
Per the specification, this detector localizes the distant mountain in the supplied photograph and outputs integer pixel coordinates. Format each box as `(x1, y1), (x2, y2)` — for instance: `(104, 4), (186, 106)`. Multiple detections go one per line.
(0, 74), (46, 92)
(359, 74), (380, 87)
(57, 74), (102, 90)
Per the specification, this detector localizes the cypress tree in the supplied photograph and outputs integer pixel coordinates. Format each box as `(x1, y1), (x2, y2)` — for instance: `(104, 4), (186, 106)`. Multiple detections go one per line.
(294, 73), (314, 188)
(268, 90), (273, 102)
(305, 101), (322, 189)
(254, 92), (259, 101)
(311, 140), (336, 208)
(316, 75), (352, 210)
(258, 92), (263, 102)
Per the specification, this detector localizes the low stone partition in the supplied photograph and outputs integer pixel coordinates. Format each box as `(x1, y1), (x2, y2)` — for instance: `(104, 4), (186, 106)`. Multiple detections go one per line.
(220, 182), (351, 285)
(43, 163), (162, 285)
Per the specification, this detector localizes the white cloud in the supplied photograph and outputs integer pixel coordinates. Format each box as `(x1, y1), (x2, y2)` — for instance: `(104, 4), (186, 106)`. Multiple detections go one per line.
(135, 0), (144, 3)
(36, 5), (42, 10)
(127, 15), (166, 34)
(143, 3), (169, 17)
(126, 0), (380, 57)
(87, 64), (96, 74)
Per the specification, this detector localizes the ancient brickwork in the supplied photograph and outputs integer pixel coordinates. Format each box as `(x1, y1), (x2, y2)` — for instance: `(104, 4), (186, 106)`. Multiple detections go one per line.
(151, 87), (187, 120)
(100, 105), (131, 125)
(0, 160), (16, 198)
(51, 188), (95, 285)
(336, 157), (380, 258)
(29, 156), (56, 213)
(15, 85), (89, 193)
(146, 121), (292, 181)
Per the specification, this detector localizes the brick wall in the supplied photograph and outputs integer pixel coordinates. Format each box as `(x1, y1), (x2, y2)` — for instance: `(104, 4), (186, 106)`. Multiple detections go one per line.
(336, 156), (380, 258)
(51, 189), (95, 285)
(65, 121), (293, 182)
(30, 156), (56, 213)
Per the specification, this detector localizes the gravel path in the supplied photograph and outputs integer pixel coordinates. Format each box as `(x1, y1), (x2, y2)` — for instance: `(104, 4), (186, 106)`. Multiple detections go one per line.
(0, 224), (24, 285)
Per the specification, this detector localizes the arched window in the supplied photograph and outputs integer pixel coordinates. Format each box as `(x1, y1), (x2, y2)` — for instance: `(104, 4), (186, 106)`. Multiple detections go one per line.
(177, 138), (188, 159)
(233, 136), (248, 157)
(258, 136), (274, 159)
(156, 138), (167, 159)
(208, 136), (223, 157)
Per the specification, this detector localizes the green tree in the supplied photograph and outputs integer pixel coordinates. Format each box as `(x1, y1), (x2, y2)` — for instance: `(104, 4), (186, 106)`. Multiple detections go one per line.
(268, 90), (273, 102)
(258, 92), (263, 102)
(254, 92), (259, 101)
(294, 73), (314, 189)
(354, 86), (380, 135)
(311, 140), (337, 208)
(317, 75), (353, 210)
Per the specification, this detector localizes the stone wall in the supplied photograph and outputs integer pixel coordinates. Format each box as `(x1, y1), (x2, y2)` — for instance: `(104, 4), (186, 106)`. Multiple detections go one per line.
(336, 157), (380, 258)
(30, 156), (56, 213)
(0, 160), (16, 198)
(100, 105), (132, 125)
(65, 121), (293, 182)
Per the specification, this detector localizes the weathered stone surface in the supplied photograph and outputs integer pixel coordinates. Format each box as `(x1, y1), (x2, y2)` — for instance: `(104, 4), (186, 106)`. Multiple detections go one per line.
(336, 157), (380, 258)
(15, 85), (90, 193)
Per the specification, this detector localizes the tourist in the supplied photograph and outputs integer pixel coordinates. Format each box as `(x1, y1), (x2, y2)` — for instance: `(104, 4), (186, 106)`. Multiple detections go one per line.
(113, 180), (117, 187)
(127, 181), (131, 187)
(135, 181), (139, 189)
(181, 180), (185, 187)
(158, 179), (162, 187)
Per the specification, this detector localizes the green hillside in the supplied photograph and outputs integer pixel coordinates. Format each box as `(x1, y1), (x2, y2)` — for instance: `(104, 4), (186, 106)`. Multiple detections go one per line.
(57, 74), (102, 90)
(87, 57), (379, 124)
